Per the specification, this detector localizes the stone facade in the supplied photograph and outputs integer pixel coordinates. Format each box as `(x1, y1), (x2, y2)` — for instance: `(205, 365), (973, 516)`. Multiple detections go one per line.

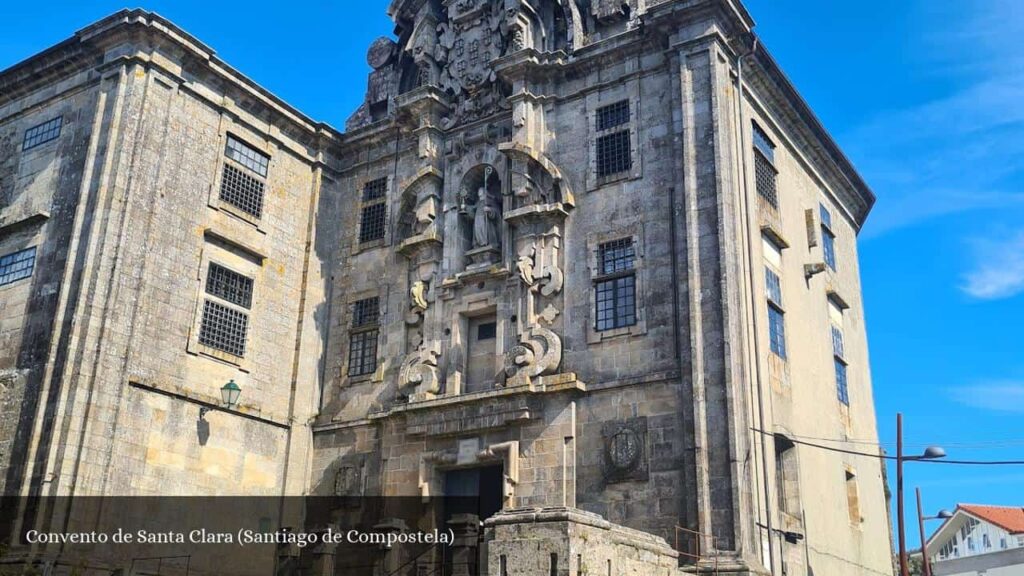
(0, 2), (891, 576)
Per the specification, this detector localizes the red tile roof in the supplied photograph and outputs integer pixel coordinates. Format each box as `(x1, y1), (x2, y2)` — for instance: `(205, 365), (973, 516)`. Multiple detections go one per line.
(960, 504), (1024, 534)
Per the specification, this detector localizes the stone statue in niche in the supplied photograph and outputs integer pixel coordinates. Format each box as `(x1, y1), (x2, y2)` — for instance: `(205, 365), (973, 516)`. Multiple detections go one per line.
(516, 243), (536, 285)
(459, 165), (503, 270)
(411, 280), (429, 311)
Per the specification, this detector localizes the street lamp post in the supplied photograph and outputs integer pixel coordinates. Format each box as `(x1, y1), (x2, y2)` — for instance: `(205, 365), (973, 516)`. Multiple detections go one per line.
(915, 487), (953, 576)
(896, 413), (946, 576)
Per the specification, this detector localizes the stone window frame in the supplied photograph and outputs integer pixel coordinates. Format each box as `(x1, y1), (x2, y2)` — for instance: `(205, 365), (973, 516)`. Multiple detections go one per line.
(445, 291), (508, 396)
(353, 174), (392, 253)
(773, 433), (802, 519)
(187, 245), (261, 371)
(342, 287), (389, 385)
(208, 130), (273, 230)
(844, 466), (862, 527)
(586, 84), (642, 191)
(586, 226), (647, 344)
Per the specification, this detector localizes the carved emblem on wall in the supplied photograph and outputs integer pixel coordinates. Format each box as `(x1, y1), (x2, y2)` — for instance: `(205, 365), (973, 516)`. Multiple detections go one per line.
(334, 458), (365, 497)
(399, 342), (442, 401)
(504, 326), (562, 386)
(602, 417), (649, 483)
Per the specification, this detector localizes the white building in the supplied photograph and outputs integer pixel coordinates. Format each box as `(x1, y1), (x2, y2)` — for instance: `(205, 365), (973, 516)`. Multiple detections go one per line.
(925, 504), (1024, 576)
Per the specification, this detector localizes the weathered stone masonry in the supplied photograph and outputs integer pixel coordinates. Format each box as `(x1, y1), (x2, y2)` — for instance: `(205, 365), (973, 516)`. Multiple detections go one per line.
(0, 2), (891, 575)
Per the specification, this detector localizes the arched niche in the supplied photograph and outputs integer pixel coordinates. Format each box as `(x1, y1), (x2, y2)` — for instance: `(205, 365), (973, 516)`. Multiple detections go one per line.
(456, 164), (503, 271)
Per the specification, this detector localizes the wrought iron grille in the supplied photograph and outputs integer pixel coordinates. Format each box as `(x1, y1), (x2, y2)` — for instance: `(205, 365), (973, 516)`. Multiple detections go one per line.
(754, 152), (778, 208)
(359, 202), (387, 243)
(206, 263), (253, 309)
(225, 135), (269, 177)
(199, 300), (249, 357)
(596, 131), (632, 178)
(363, 178), (387, 201)
(0, 247), (36, 286)
(599, 238), (636, 275)
(220, 163), (265, 218)
(23, 117), (62, 150)
(352, 297), (380, 328)
(596, 100), (630, 131)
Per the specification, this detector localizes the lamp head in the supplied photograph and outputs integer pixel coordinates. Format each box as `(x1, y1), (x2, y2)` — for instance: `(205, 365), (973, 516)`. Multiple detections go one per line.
(922, 446), (946, 459)
(221, 379), (241, 409)
(937, 509), (954, 519)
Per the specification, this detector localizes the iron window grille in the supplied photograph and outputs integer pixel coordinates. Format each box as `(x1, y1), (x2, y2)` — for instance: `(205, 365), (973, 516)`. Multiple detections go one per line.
(820, 203), (837, 271)
(198, 262), (253, 357)
(752, 123), (776, 163)
(596, 100), (630, 131)
(220, 135), (269, 219)
(752, 123), (779, 208)
(0, 247), (36, 286)
(23, 117), (62, 151)
(765, 267), (787, 359)
(206, 263), (254, 309)
(348, 297), (380, 377)
(359, 178), (388, 244)
(595, 101), (633, 179)
(199, 300), (249, 357)
(595, 238), (637, 331)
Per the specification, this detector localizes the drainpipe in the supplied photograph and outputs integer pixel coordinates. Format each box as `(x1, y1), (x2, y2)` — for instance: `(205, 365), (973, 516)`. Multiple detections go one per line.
(735, 35), (777, 576)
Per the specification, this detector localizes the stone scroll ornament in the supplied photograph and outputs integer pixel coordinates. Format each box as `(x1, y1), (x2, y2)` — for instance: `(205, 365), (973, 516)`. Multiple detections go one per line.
(399, 343), (442, 399)
(504, 326), (562, 386)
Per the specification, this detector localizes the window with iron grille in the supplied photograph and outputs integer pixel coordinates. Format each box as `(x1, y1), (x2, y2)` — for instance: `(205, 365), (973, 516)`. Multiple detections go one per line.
(595, 238), (637, 331)
(199, 300), (249, 357)
(596, 101), (630, 131)
(23, 117), (62, 151)
(352, 297), (380, 328)
(594, 100), (633, 179)
(765, 267), (786, 359)
(754, 150), (778, 208)
(225, 135), (269, 177)
(358, 179), (388, 244)
(206, 263), (254, 309)
(348, 297), (380, 377)
(596, 130), (632, 178)
(198, 263), (253, 357)
(0, 247), (36, 286)
(820, 203), (837, 271)
(220, 164), (265, 218)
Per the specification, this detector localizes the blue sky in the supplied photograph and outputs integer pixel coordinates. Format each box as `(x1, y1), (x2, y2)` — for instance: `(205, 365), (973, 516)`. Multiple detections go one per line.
(2, 0), (1022, 550)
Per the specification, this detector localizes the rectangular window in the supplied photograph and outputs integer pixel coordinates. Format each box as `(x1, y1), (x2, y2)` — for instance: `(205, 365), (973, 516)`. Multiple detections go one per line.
(596, 131), (632, 178)
(205, 263), (254, 309)
(753, 123), (779, 208)
(833, 325), (849, 405)
(820, 203), (837, 271)
(477, 321), (497, 341)
(348, 329), (379, 377)
(225, 135), (269, 177)
(0, 247), (37, 286)
(198, 263), (253, 357)
(198, 300), (249, 357)
(23, 116), (62, 150)
(359, 178), (388, 244)
(596, 100), (630, 131)
(595, 101), (632, 179)
(765, 268), (786, 359)
(595, 238), (637, 331)
(348, 297), (380, 377)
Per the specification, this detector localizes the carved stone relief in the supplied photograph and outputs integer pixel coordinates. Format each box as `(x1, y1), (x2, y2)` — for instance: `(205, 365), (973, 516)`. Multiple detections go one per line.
(601, 417), (649, 484)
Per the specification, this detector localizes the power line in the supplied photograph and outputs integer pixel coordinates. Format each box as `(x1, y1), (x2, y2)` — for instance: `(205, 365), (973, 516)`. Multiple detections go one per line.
(751, 429), (1024, 465)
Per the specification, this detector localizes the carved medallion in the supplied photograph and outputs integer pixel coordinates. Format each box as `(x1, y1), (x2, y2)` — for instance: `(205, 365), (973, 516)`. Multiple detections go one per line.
(602, 417), (649, 483)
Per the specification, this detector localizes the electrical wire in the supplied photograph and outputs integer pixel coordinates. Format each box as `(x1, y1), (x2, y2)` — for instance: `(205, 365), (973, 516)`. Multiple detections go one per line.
(751, 429), (1024, 465)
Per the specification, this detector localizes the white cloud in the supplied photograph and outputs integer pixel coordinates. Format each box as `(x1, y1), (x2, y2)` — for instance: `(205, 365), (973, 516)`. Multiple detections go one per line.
(846, 1), (1024, 238)
(962, 231), (1024, 300)
(947, 382), (1024, 413)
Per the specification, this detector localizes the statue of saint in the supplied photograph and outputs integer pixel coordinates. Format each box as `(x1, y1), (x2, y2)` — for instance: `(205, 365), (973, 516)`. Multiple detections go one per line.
(462, 166), (501, 250)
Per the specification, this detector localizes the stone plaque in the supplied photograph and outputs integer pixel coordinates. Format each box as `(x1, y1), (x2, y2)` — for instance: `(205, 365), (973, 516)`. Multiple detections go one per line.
(457, 438), (479, 465)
